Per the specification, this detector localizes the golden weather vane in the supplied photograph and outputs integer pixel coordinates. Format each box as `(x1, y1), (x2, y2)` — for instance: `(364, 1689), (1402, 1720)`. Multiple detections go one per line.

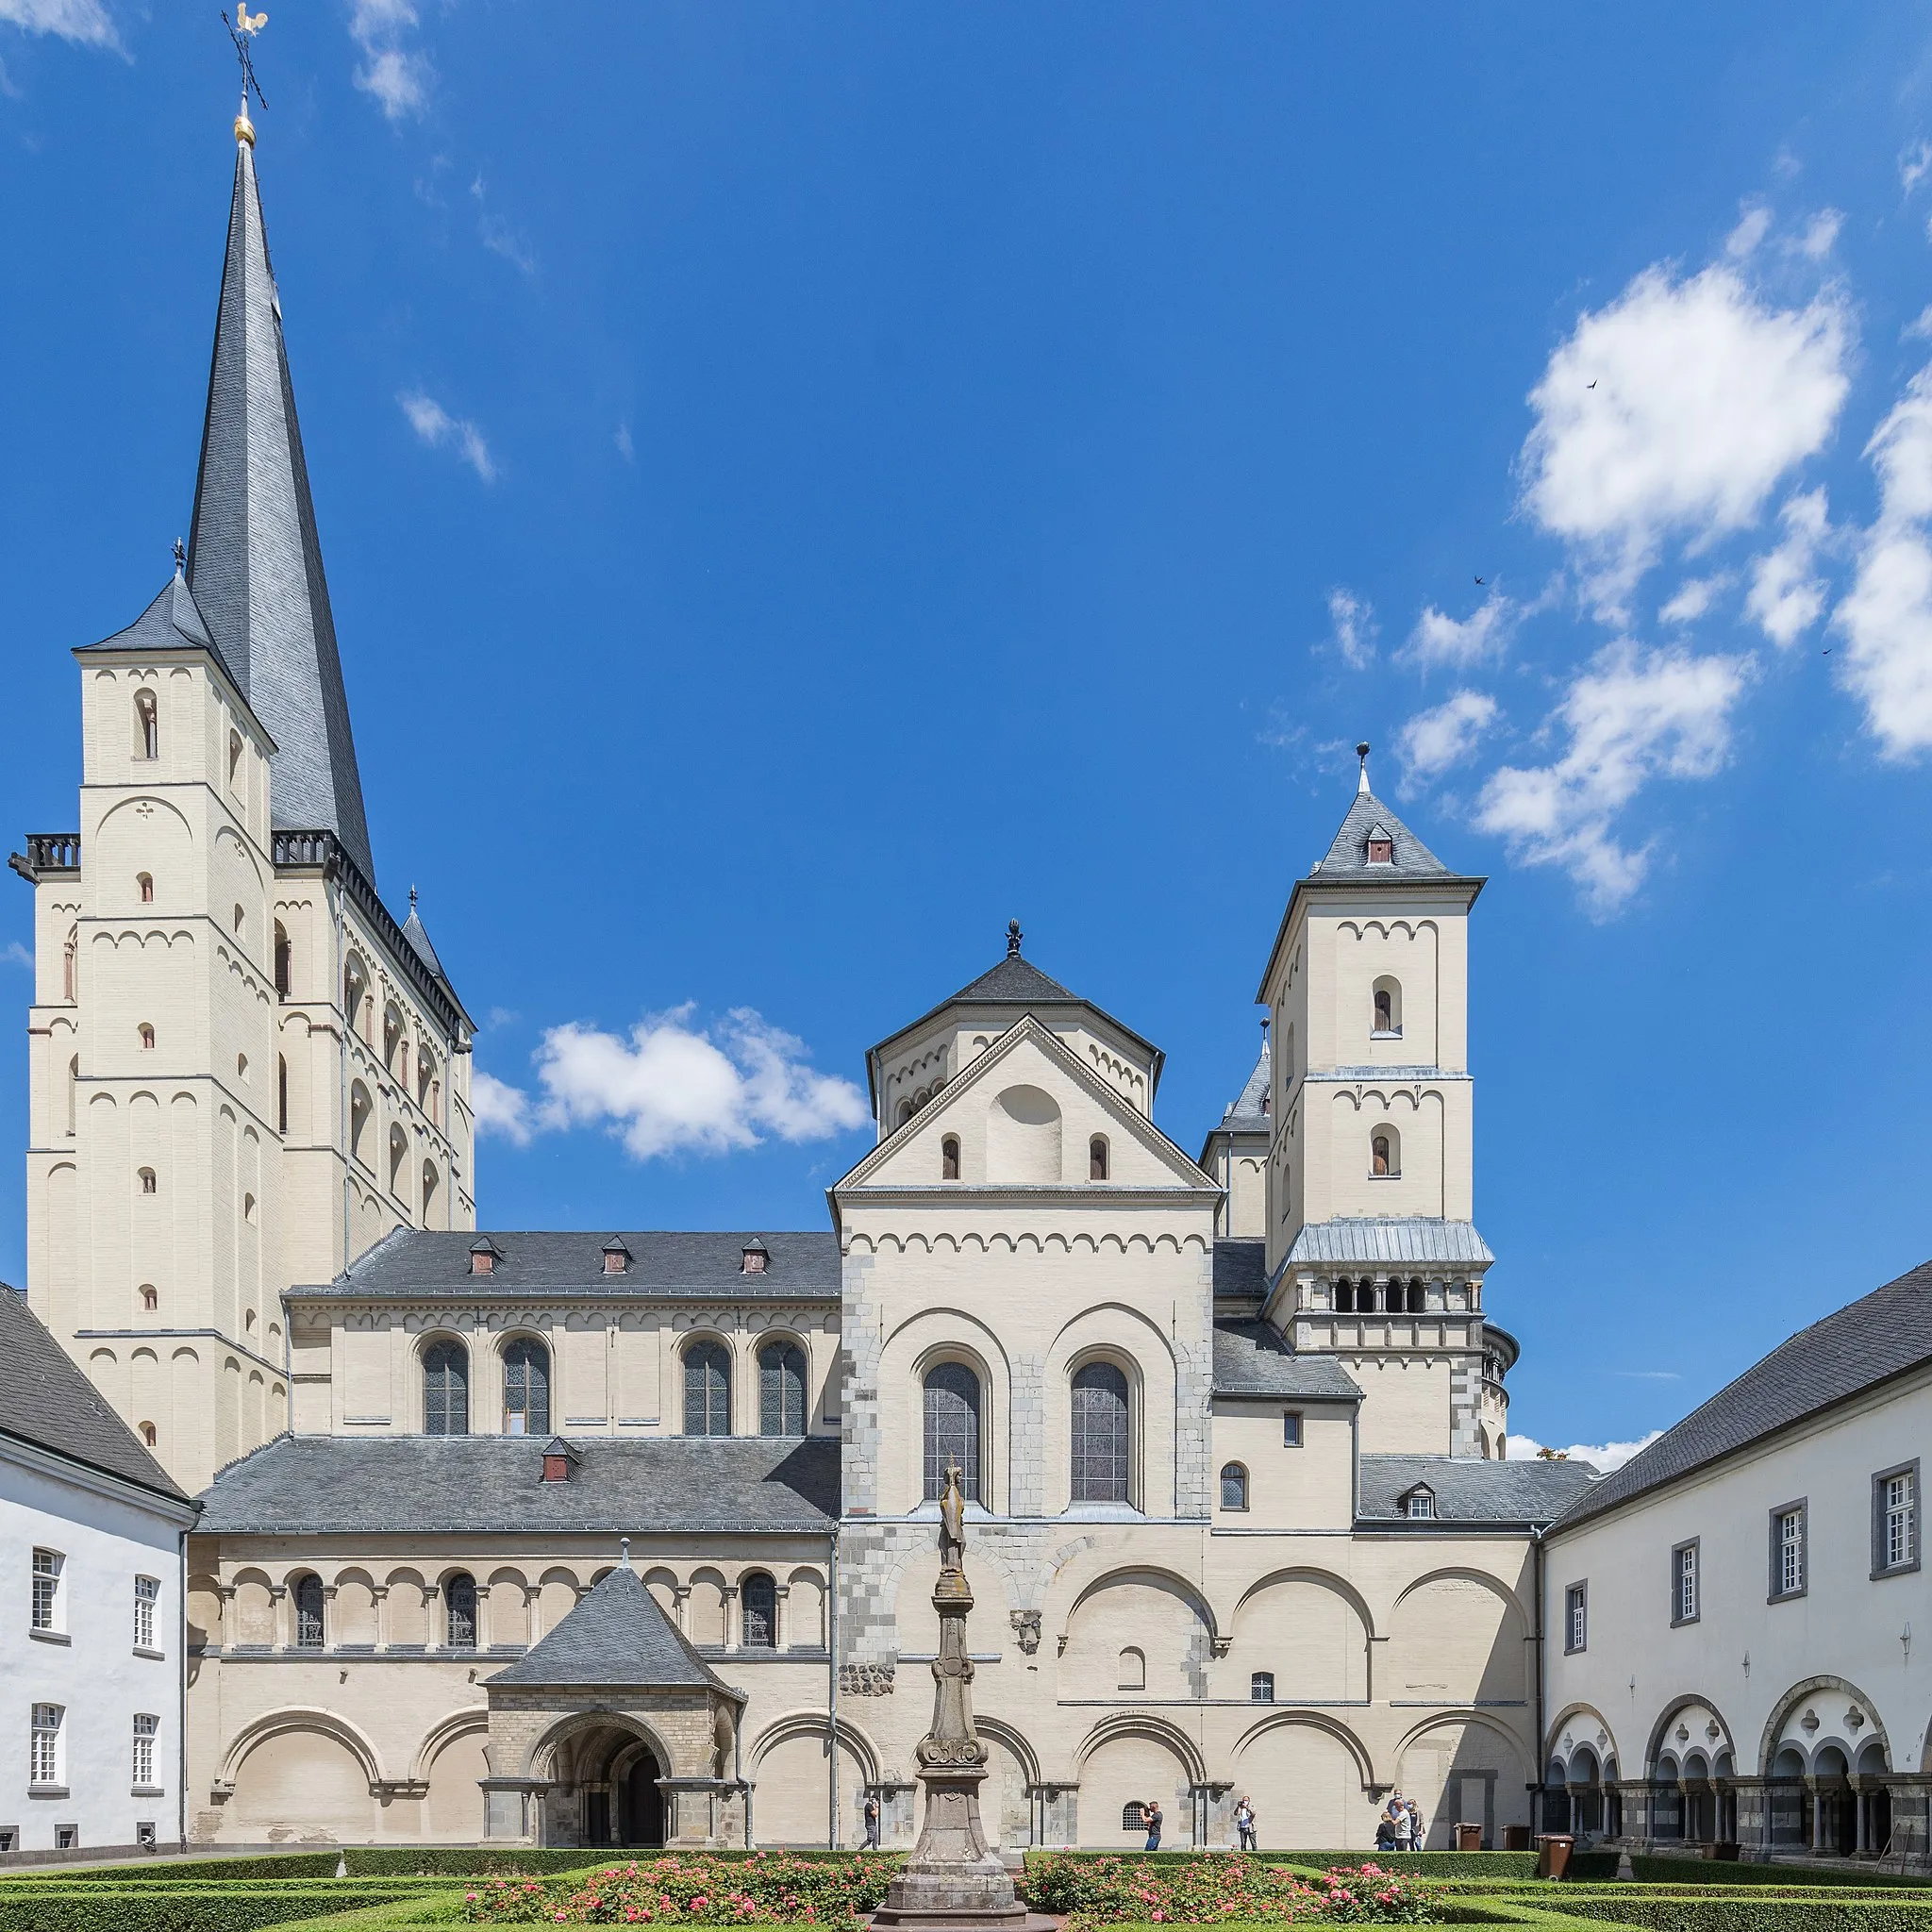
(223, 7), (268, 143)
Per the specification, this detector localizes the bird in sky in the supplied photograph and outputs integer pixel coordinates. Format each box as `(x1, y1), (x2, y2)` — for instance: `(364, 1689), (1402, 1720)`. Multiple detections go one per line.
(1474, 575), (1486, 586)
(1587, 380), (1598, 390)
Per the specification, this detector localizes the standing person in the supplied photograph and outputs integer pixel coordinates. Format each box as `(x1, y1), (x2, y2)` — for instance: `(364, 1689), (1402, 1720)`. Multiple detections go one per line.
(1143, 1798), (1163, 1851)
(1407, 1799), (1427, 1851)
(862, 1791), (881, 1850)
(1235, 1795), (1257, 1852)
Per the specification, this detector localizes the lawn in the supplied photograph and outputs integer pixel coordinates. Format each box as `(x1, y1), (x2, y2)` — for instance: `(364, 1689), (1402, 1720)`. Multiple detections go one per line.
(3, 1848), (1928, 1931)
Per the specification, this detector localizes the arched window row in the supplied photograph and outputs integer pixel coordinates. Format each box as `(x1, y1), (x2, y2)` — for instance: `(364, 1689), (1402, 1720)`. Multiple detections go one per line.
(418, 1335), (558, 1438)
(679, 1338), (814, 1439)
(1334, 1276), (1428, 1315)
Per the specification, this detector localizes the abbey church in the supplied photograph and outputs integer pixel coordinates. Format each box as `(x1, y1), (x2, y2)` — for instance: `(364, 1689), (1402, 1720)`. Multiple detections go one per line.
(10, 116), (1593, 1857)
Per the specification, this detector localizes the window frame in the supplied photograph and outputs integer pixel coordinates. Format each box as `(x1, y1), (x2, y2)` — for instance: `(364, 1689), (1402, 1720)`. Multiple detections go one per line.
(922, 1359), (983, 1502)
(444, 1572), (478, 1651)
(1768, 1499), (1807, 1604)
(1220, 1461), (1249, 1512)
(1250, 1671), (1275, 1704)
(502, 1335), (551, 1437)
(132, 1713), (159, 1791)
(31, 1549), (64, 1636)
(1564, 1581), (1587, 1655)
(292, 1574), (325, 1649)
(1404, 1487), (1437, 1520)
(29, 1704), (63, 1789)
(1282, 1409), (1303, 1448)
(1069, 1357), (1133, 1506)
(134, 1574), (161, 1653)
(1872, 1460), (1921, 1581)
(422, 1338), (470, 1437)
(740, 1571), (778, 1650)
(1670, 1538), (1701, 1626)
(684, 1338), (734, 1438)
(758, 1340), (808, 1439)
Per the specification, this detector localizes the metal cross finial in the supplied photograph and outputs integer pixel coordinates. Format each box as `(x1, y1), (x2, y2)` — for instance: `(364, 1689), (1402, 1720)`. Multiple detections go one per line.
(409, 884), (419, 911)
(172, 537), (186, 575)
(1006, 919), (1022, 958)
(224, 8), (270, 113)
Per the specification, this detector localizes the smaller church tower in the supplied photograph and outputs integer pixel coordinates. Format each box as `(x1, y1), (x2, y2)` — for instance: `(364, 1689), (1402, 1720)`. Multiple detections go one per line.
(1252, 747), (1499, 1457)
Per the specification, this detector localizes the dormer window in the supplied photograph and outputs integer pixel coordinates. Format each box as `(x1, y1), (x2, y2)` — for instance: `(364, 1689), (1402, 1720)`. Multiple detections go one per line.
(469, 1239), (502, 1277)
(602, 1240), (630, 1276)
(1366, 825), (1394, 865)
(540, 1438), (579, 1483)
(1404, 1487), (1437, 1520)
(742, 1240), (769, 1276)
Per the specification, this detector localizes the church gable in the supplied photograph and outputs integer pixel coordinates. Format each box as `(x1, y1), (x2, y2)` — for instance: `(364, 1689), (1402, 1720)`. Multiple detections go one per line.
(840, 1016), (1212, 1195)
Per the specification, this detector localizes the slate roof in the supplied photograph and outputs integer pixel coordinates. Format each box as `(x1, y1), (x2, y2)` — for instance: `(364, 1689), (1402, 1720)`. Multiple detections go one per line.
(489, 1565), (736, 1693)
(0, 1288), (192, 1506)
(1212, 1321), (1362, 1401)
(298, 1228), (841, 1300)
(1212, 1240), (1269, 1300)
(185, 139), (375, 880)
(1552, 1256), (1932, 1534)
(1358, 1454), (1599, 1525)
(81, 569), (243, 692)
(1214, 1038), (1273, 1136)
(194, 1434), (840, 1534)
(1313, 788), (1456, 881)
(1284, 1218), (1495, 1269)
(400, 896), (447, 983)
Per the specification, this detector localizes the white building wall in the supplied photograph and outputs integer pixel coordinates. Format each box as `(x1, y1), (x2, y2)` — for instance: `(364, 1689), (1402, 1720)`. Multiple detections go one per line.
(0, 1437), (193, 1859)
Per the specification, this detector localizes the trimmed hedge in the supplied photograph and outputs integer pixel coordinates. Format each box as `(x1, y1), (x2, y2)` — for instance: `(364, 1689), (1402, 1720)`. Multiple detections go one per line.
(40, 1851), (606, 1885)
(1544, 1902), (1932, 1932)
(1627, 1859), (1932, 1890)
(0, 1885), (432, 1932)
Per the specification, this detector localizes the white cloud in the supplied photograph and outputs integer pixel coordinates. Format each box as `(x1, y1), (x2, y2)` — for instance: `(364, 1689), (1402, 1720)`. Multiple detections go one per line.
(1474, 641), (1753, 916)
(1903, 139), (1932, 196)
(1744, 488), (1830, 647)
(1396, 691), (1499, 787)
(1657, 574), (1729, 625)
(1507, 1429), (1663, 1472)
(471, 1071), (532, 1144)
(1403, 590), (1515, 670)
(1324, 588), (1377, 669)
(3, 940), (31, 969)
(479, 1007), (869, 1162)
(398, 391), (496, 483)
(1519, 262), (1851, 613)
(1905, 306), (1932, 344)
(614, 422), (635, 462)
(1724, 202), (1772, 259)
(1833, 363), (1932, 757)
(349, 0), (431, 122)
(0, 0), (119, 47)
(1793, 209), (1843, 261)
(472, 175), (536, 276)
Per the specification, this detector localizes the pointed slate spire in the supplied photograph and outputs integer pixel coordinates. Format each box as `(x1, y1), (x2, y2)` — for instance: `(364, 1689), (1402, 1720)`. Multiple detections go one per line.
(400, 885), (447, 982)
(186, 134), (375, 880)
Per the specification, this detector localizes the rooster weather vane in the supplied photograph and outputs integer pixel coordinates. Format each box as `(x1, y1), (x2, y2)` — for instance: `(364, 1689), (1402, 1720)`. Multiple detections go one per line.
(224, 7), (269, 116)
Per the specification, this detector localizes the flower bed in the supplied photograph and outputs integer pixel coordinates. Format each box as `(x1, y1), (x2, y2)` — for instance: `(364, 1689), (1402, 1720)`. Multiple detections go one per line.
(460, 1854), (904, 1925)
(1025, 1853), (1437, 1926)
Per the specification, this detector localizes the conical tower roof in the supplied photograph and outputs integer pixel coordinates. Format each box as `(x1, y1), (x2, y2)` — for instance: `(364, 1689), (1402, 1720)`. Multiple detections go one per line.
(186, 135), (375, 880)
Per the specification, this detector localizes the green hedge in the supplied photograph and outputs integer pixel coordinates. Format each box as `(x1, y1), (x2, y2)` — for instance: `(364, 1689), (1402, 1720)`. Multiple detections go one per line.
(1546, 1901), (1932, 1932)
(0, 1886), (432, 1932)
(39, 1851), (602, 1885)
(1628, 1859), (1932, 1890)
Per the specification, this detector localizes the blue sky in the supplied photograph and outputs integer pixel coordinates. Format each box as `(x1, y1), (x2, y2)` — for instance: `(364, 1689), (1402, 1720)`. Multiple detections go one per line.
(4, 4), (1932, 1463)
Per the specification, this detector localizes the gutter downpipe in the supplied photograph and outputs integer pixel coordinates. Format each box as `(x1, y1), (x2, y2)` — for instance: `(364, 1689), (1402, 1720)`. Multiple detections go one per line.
(827, 1528), (840, 1850)
(177, 1523), (190, 1854)
(1532, 1523), (1547, 1837)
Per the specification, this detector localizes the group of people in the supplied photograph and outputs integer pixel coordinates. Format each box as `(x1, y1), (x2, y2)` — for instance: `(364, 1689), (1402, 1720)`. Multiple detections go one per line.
(1374, 1792), (1426, 1851)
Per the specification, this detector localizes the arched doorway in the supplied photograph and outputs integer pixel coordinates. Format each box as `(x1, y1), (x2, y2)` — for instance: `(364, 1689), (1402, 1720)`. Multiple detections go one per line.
(623, 1751), (664, 1848)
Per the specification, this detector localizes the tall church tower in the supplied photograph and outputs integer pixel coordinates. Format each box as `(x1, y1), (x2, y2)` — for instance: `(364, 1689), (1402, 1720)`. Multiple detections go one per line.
(1252, 747), (1503, 1457)
(13, 116), (476, 1491)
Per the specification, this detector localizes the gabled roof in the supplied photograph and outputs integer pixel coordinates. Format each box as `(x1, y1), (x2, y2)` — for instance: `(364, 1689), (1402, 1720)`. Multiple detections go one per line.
(1212, 1320), (1361, 1401)
(488, 1564), (738, 1694)
(185, 137), (375, 880)
(80, 569), (246, 694)
(195, 1434), (840, 1534)
(297, 1228), (840, 1300)
(1357, 1454), (1598, 1525)
(0, 1289), (192, 1507)
(1552, 1256), (1932, 1535)
(1212, 1239), (1268, 1299)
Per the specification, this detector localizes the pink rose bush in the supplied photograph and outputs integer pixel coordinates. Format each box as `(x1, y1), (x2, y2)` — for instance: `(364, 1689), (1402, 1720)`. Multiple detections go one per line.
(1027, 1853), (1436, 1927)
(462, 1853), (901, 1924)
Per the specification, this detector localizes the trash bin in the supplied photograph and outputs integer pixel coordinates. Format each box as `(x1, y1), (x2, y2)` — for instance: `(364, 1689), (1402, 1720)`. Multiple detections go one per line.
(1536, 1833), (1574, 1881)
(1502, 1825), (1531, 1852)
(1456, 1823), (1483, 1852)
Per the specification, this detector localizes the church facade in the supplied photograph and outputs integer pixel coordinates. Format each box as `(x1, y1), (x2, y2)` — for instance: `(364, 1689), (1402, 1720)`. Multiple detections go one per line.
(13, 117), (1594, 1856)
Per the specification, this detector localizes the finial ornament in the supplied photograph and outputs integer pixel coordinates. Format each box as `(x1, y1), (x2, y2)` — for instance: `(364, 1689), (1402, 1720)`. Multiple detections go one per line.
(1006, 919), (1022, 958)
(173, 537), (187, 576)
(620, 1536), (632, 1570)
(1356, 741), (1372, 795)
(409, 884), (419, 911)
(224, 8), (269, 146)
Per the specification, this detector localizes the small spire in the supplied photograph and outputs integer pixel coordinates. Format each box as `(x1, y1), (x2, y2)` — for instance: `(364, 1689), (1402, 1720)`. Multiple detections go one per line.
(1007, 919), (1023, 958)
(172, 537), (186, 578)
(1356, 741), (1372, 795)
(1260, 1015), (1270, 1041)
(409, 884), (419, 911)
(620, 1536), (633, 1571)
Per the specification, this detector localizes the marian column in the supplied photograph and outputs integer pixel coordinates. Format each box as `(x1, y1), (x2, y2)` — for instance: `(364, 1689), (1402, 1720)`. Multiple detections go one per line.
(873, 1463), (1051, 1932)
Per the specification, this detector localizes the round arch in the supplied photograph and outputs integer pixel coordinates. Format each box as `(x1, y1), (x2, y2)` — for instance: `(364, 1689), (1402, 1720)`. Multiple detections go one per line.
(1754, 1676), (1891, 1776)
(409, 1707), (491, 1784)
(1074, 1710), (1208, 1785)
(1232, 1707), (1377, 1790)
(525, 1709), (677, 1783)
(1391, 1564), (1530, 1625)
(1645, 1696), (1740, 1779)
(747, 1708), (883, 1788)
(1545, 1702), (1622, 1777)
(1233, 1565), (1379, 1641)
(218, 1707), (386, 1792)
(1065, 1563), (1224, 1656)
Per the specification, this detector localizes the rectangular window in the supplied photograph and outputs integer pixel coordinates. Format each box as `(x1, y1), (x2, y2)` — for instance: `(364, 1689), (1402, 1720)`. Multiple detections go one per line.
(1770, 1503), (1807, 1601)
(1282, 1410), (1303, 1448)
(1671, 1540), (1699, 1624)
(31, 1550), (62, 1632)
(29, 1705), (61, 1788)
(132, 1714), (158, 1789)
(1565, 1582), (1587, 1654)
(1406, 1491), (1436, 1519)
(1250, 1672), (1274, 1703)
(1874, 1463), (1921, 1577)
(134, 1575), (160, 1651)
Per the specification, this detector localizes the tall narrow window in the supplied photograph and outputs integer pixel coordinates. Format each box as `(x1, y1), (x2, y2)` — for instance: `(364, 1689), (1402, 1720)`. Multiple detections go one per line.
(139, 1167), (157, 1195)
(1774, 1507), (1806, 1598)
(66, 1057), (77, 1136)
(1071, 1360), (1130, 1504)
(1877, 1467), (1918, 1574)
(684, 1340), (732, 1437)
(1672, 1541), (1699, 1623)
(349, 1085), (372, 1164)
(1089, 1136), (1109, 1181)
(417, 1050), (435, 1108)
(389, 1124), (408, 1198)
(29, 1705), (61, 1787)
(1374, 990), (1391, 1031)
(941, 1135), (960, 1181)
(758, 1341), (808, 1438)
(741, 1572), (777, 1649)
(273, 923), (291, 999)
(132, 1713), (158, 1788)
(1116, 1646), (1145, 1690)
(138, 1023), (155, 1051)
(1565, 1583), (1587, 1653)
(141, 1286), (158, 1311)
(423, 1340), (469, 1436)
(135, 691), (158, 760)
(139, 1423), (157, 1447)
(422, 1161), (440, 1222)
(277, 1057), (289, 1135)
(228, 728), (243, 788)
(503, 1338), (550, 1436)
(1372, 1131), (1396, 1176)
(1220, 1463), (1248, 1511)
(31, 1549), (62, 1631)
(445, 1573), (477, 1650)
(293, 1574), (325, 1648)
(923, 1362), (981, 1501)
(61, 932), (75, 1001)
(138, 873), (154, 904)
